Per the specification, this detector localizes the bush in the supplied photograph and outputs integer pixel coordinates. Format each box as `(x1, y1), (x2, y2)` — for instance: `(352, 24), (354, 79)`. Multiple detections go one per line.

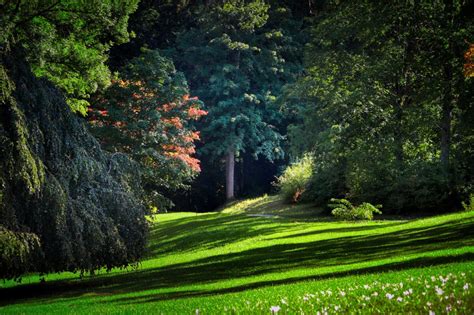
(276, 155), (314, 203)
(462, 194), (474, 211)
(328, 198), (382, 221)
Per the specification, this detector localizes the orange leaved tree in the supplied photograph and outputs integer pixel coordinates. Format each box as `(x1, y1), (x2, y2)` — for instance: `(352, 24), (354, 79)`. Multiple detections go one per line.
(90, 49), (206, 210)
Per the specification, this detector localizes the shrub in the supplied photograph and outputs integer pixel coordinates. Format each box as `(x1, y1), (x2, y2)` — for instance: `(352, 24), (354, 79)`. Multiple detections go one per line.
(328, 198), (382, 221)
(462, 193), (474, 211)
(277, 155), (314, 203)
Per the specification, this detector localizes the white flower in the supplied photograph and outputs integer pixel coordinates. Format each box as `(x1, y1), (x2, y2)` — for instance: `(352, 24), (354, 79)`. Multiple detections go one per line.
(364, 285), (370, 289)
(435, 287), (444, 295)
(431, 276), (436, 282)
(339, 291), (346, 297)
(461, 272), (466, 277)
(397, 297), (403, 302)
(270, 306), (281, 313)
(195, 309), (199, 315)
(303, 296), (309, 301)
(463, 283), (470, 290)
(426, 302), (432, 307)
(335, 306), (340, 311)
(281, 298), (287, 305)
(429, 311), (435, 315)
(446, 304), (452, 312)
(372, 292), (378, 296)
(386, 293), (394, 300)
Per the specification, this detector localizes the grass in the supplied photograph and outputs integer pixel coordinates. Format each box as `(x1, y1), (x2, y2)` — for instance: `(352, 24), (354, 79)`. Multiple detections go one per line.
(0, 195), (473, 314)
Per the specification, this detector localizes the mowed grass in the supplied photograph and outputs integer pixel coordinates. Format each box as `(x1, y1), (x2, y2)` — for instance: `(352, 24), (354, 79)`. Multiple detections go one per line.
(1, 195), (473, 314)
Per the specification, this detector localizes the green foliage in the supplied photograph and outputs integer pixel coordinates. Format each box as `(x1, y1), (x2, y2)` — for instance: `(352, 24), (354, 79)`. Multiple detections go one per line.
(0, 54), (147, 279)
(1, 0), (139, 114)
(329, 198), (382, 221)
(276, 155), (313, 203)
(287, 0), (474, 212)
(462, 194), (474, 212)
(171, 1), (303, 161)
(0, 227), (42, 280)
(90, 49), (206, 211)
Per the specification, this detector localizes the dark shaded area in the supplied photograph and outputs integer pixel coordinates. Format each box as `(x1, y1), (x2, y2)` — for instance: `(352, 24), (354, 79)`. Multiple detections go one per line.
(172, 152), (286, 212)
(0, 52), (147, 278)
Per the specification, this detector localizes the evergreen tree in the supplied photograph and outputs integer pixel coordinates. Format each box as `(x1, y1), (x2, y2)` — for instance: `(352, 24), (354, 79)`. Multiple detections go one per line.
(171, 0), (303, 200)
(0, 0), (146, 279)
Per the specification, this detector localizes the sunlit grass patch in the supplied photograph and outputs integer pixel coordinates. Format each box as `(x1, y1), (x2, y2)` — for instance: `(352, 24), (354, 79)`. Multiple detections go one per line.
(238, 268), (473, 314)
(0, 195), (473, 314)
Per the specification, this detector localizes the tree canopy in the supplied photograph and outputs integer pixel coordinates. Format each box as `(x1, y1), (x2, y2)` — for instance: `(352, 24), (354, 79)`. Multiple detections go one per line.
(1, 0), (139, 114)
(170, 0), (304, 199)
(90, 49), (206, 210)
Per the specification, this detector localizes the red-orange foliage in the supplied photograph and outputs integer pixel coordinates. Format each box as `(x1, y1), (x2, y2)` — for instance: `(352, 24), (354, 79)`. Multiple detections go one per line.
(464, 43), (474, 77)
(90, 78), (207, 173)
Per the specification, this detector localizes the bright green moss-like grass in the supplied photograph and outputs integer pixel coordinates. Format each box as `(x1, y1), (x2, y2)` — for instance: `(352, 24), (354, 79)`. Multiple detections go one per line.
(1, 196), (473, 314)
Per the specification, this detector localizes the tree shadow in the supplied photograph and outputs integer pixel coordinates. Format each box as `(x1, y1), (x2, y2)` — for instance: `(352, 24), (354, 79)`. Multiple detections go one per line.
(112, 252), (474, 305)
(146, 213), (290, 256)
(0, 216), (472, 307)
(271, 221), (405, 240)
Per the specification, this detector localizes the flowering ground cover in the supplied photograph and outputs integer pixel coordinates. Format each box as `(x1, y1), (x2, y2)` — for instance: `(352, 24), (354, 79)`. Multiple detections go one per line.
(0, 196), (473, 314)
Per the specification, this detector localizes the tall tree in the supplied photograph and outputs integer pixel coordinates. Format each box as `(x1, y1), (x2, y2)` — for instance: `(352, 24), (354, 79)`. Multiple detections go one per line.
(0, 0), (146, 279)
(171, 0), (302, 200)
(90, 49), (207, 211)
(287, 0), (474, 211)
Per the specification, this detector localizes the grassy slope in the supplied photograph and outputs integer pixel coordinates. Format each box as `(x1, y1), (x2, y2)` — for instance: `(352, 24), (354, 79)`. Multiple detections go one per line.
(0, 195), (473, 314)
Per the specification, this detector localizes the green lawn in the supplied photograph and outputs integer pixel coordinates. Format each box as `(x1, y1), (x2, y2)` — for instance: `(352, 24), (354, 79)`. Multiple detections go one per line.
(1, 195), (473, 314)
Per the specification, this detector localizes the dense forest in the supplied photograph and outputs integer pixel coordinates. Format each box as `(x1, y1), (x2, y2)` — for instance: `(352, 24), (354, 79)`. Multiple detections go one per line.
(1, 0), (473, 281)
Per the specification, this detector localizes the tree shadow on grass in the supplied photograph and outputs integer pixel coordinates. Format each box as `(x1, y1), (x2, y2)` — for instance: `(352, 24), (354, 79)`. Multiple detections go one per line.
(0, 216), (472, 307)
(270, 222), (406, 240)
(146, 213), (290, 256)
(146, 213), (406, 257)
(112, 252), (474, 305)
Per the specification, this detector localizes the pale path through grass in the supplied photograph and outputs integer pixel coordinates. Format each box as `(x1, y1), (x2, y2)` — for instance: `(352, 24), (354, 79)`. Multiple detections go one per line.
(0, 195), (473, 313)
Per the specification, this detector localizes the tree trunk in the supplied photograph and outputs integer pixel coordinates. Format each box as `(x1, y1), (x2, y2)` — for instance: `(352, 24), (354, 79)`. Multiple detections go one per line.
(225, 150), (235, 201)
